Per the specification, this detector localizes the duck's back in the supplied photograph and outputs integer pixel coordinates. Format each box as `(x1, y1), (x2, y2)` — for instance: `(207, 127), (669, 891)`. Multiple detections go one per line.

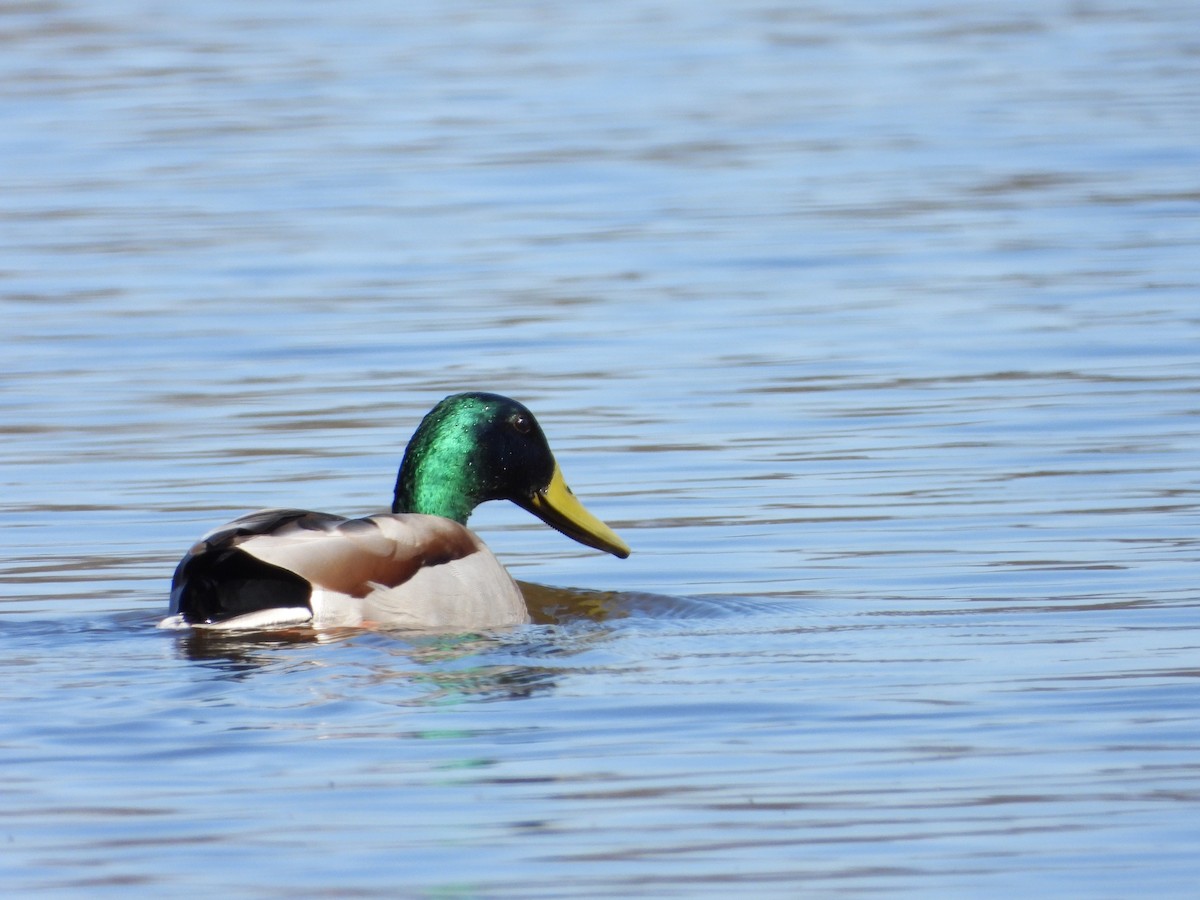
(168, 509), (528, 631)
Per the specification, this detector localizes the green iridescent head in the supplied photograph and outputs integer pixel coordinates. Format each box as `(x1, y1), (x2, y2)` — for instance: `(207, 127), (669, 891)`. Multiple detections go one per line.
(392, 392), (629, 558)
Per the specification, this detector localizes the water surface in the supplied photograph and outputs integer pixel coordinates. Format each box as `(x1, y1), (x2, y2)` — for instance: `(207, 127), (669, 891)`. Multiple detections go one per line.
(2, 0), (1199, 895)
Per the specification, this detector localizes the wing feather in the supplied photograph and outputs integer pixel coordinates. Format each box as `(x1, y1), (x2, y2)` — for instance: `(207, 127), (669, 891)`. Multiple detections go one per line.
(240, 513), (481, 597)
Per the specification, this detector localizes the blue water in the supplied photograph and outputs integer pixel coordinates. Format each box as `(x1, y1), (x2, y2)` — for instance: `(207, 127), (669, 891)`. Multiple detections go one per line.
(2, 1), (1199, 895)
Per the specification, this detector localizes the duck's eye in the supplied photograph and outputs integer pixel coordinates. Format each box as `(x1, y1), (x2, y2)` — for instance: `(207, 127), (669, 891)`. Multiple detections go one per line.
(510, 413), (532, 434)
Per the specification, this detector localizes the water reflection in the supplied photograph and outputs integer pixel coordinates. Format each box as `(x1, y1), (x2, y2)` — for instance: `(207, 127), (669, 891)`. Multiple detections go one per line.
(521, 581), (735, 624)
(176, 625), (560, 702)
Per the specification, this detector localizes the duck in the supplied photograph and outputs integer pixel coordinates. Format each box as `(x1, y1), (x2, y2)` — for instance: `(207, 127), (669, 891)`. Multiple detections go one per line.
(163, 392), (630, 632)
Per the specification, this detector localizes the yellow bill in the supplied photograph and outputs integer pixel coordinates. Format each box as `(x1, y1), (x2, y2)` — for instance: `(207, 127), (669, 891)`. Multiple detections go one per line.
(519, 464), (631, 559)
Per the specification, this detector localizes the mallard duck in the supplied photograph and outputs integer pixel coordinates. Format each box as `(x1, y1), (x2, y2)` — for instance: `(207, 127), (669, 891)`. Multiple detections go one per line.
(164, 392), (630, 631)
